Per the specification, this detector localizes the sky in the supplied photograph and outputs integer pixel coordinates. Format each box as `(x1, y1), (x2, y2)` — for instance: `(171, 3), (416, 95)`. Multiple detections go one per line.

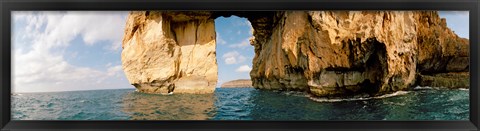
(11, 11), (469, 93)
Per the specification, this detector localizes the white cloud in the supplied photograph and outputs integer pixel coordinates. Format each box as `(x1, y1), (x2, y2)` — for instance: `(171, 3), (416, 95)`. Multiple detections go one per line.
(229, 38), (251, 49)
(216, 79), (224, 87)
(222, 51), (246, 64)
(216, 33), (226, 45)
(234, 19), (252, 27)
(16, 11), (127, 51)
(235, 65), (252, 73)
(224, 57), (237, 64)
(12, 11), (130, 93)
(105, 62), (112, 67)
(243, 20), (254, 35)
(107, 65), (124, 77)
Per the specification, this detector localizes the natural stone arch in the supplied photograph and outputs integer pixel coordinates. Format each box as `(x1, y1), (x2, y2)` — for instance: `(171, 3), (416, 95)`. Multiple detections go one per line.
(121, 11), (469, 97)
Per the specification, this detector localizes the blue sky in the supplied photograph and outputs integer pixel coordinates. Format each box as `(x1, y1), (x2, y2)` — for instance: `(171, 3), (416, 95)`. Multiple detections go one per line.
(438, 11), (469, 39)
(12, 11), (468, 93)
(215, 16), (255, 87)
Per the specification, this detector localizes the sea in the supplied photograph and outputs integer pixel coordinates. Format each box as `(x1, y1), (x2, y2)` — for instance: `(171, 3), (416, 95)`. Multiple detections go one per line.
(11, 87), (469, 120)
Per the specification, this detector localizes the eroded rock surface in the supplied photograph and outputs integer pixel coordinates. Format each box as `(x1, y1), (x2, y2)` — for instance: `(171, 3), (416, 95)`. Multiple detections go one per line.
(121, 11), (217, 94)
(121, 11), (469, 96)
(248, 11), (469, 97)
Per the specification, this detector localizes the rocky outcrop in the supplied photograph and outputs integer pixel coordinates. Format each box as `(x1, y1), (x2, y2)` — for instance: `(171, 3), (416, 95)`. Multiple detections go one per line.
(248, 11), (469, 97)
(416, 12), (469, 74)
(417, 72), (469, 89)
(121, 11), (469, 96)
(220, 79), (253, 88)
(121, 11), (217, 94)
(413, 12), (470, 89)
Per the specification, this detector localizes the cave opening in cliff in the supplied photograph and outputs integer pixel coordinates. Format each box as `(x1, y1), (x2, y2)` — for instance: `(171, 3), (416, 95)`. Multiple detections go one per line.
(358, 38), (388, 96)
(213, 15), (255, 88)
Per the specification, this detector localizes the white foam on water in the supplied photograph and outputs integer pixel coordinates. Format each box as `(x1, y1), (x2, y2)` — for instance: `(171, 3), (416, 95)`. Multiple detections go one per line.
(414, 86), (469, 91)
(283, 91), (309, 97)
(309, 91), (410, 103)
(374, 91), (409, 99)
(413, 86), (435, 90)
(11, 93), (22, 96)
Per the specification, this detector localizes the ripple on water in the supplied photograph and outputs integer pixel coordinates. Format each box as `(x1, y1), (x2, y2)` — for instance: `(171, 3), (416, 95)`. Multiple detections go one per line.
(309, 91), (410, 103)
(11, 88), (469, 120)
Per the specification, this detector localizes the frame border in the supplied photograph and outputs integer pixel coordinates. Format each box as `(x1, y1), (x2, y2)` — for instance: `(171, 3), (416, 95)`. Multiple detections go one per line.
(1, 0), (478, 130)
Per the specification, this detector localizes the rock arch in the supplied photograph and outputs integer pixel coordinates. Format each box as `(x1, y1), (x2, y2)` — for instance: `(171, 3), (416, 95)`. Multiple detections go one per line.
(121, 11), (469, 97)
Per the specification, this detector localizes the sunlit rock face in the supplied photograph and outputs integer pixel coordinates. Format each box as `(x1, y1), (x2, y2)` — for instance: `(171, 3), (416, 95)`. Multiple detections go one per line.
(121, 11), (217, 94)
(250, 11), (415, 97)
(121, 11), (469, 96)
(248, 11), (469, 97)
(414, 12), (470, 90)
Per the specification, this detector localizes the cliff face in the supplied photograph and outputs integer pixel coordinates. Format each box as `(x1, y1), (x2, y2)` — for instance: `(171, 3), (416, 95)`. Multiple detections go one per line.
(121, 11), (469, 96)
(249, 11), (469, 97)
(221, 79), (253, 88)
(414, 12), (470, 90)
(415, 12), (469, 73)
(121, 11), (217, 94)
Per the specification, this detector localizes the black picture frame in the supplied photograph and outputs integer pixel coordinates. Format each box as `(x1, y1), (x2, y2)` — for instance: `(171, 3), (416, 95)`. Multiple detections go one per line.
(0, 0), (478, 131)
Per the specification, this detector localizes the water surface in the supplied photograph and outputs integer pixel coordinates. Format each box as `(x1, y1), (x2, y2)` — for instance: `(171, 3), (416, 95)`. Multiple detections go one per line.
(12, 87), (469, 120)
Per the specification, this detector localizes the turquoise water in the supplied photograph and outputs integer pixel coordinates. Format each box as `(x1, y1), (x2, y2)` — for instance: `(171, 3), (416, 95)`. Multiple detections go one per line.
(11, 87), (469, 120)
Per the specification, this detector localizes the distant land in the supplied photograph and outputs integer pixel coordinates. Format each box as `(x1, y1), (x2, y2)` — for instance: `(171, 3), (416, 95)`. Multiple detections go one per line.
(220, 79), (253, 88)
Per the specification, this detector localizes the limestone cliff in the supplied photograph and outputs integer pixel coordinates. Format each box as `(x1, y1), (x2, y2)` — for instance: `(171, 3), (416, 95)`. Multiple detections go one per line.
(121, 11), (217, 94)
(220, 79), (253, 88)
(121, 11), (469, 96)
(249, 11), (469, 97)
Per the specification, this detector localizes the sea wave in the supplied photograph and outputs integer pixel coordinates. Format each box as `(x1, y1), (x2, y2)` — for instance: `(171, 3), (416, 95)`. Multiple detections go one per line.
(413, 86), (469, 91)
(282, 91), (309, 97)
(309, 91), (410, 102)
(11, 93), (23, 96)
(413, 86), (436, 90)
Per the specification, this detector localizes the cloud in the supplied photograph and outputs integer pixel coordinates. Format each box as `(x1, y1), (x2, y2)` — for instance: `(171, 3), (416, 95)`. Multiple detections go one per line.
(12, 11), (130, 93)
(15, 11), (127, 51)
(234, 19), (252, 27)
(235, 65), (252, 73)
(222, 51), (246, 64)
(229, 38), (251, 49)
(105, 62), (113, 67)
(243, 20), (254, 35)
(216, 79), (224, 87)
(216, 33), (226, 45)
(232, 20), (254, 36)
(107, 65), (124, 77)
